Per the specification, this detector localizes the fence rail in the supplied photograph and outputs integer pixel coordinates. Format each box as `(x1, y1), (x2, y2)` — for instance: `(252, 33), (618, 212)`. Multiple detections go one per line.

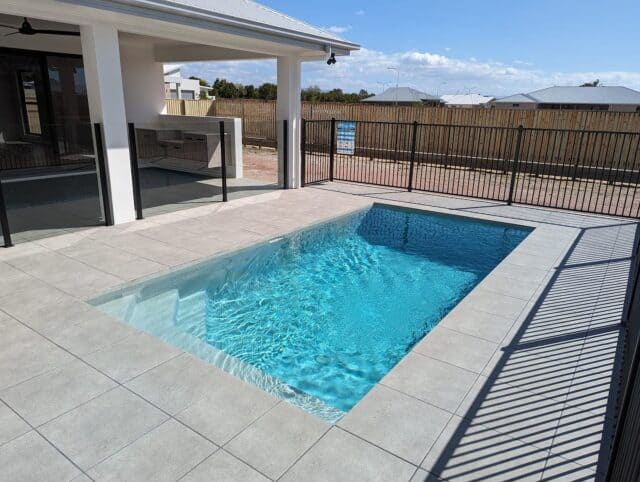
(303, 119), (640, 218)
(166, 99), (640, 148)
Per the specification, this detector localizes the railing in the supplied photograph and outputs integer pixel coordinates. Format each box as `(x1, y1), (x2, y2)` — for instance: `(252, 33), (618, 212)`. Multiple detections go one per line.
(302, 119), (640, 218)
(607, 231), (640, 480)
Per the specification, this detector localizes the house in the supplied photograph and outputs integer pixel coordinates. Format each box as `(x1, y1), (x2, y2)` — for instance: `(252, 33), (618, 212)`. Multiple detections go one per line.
(361, 87), (442, 106)
(491, 86), (640, 112)
(441, 94), (495, 108)
(163, 65), (213, 100)
(0, 0), (359, 229)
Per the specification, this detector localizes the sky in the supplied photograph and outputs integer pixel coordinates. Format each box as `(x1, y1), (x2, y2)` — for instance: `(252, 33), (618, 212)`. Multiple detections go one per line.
(179, 0), (640, 98)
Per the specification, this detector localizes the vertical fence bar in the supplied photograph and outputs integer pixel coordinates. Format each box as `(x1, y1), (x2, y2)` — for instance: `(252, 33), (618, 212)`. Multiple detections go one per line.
(329, 117), (336, 182)
(0, 174), (12, 248)
(219, 121), (228, 202)
(282, 119), (289, 189)
(507, 125), (525, 206)
(301, 119), (306, 187)
(93, 123), (114, 226)
(407, 121), (418, 192)
(127, 123), (144, 220)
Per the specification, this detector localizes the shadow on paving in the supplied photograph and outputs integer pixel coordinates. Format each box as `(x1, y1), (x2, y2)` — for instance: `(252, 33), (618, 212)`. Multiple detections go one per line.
(418, 221), (638, 481)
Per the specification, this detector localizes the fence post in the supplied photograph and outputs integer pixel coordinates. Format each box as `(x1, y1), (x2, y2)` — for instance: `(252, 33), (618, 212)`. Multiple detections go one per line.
(282, 119), (289, 189)
(507, 125), (524, 206)
(93, 123), (114, 226)
(329, 117), (336, 182)
(0, 174), (12, 248)
(127, 123), (144, 220)
(301, 119), (306, 187)
(219, 121), (228, 202)
(408, 121), (418, 192)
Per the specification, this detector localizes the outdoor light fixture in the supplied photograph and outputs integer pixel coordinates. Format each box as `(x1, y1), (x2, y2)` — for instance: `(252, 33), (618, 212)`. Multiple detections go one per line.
(327, 53), (336, 65)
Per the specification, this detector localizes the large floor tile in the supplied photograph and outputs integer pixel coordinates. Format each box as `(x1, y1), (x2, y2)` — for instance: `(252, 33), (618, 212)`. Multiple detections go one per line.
(7, 251), (123, 298)
(1, 359), (116, 427)
(281, 427), (416, 482)
(226, 402), (328, 479)
(83, 331), (182, 382)
(339, 385), (451, 465)
(0, 401), (30, 446)
(87, 419), (215, 481)
(421, 415), (549, 481)
(125, 353), (221, 415)
(0, 320), (75, 390)
(455, 375), (565, 450)
(59, 240), (165, 281)
(440, 304), (516, 343)
(175, 373), (278, 445)
(412, 326), (498, 373)
(0, 431), (81, 481)
(180, 450), (269, 482)
(40, 387), (168, 470)
(381, 352), (478, 412)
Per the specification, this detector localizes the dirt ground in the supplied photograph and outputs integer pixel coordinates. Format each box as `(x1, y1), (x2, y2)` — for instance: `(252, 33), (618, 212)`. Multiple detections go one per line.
(243, 146), (279, 184)
(244, 146), (639, 217)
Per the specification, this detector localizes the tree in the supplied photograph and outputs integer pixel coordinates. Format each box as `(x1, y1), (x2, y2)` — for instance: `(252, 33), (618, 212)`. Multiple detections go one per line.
(206, 78), (371, 102)
(580, 79), (600, 87)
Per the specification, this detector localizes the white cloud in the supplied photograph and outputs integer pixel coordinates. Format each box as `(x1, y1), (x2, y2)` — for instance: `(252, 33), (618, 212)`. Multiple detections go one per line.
(355, 9), (365, 16)
(180, 48), (640, 97)
(324, 25), (352, 34)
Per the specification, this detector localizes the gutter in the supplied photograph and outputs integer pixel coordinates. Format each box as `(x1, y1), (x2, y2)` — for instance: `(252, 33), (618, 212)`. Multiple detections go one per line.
(60, 0), (360, 53)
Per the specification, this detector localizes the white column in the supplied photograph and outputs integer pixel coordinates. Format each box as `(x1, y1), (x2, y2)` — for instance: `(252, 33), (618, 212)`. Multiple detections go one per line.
(80, 23), (136, 224)
(277, 56), (302, 188)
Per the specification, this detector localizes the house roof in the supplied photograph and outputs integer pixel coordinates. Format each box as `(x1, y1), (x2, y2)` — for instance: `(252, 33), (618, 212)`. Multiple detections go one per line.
(362, 87), (441, 103)
(441, 94), (495, 105)
(79, 0), (359, 52)
(494, 86), (640, 105)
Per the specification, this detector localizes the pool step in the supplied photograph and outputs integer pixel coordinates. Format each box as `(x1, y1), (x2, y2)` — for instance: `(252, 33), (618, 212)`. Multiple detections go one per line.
(97, 294), (136, 322)
(129, 290), (180, 332)
(176, 291), (207, 328)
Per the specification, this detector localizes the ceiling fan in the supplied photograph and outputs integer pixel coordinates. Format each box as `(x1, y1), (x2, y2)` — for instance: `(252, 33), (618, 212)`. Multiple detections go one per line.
(0, 17), (80, 37)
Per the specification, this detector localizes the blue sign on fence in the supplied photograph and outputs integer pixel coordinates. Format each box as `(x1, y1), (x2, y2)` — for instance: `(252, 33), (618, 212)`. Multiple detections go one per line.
(336, 121), (356, 155)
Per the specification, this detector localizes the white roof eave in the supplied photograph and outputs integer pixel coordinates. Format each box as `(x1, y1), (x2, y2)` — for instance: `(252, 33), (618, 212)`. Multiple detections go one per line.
(61, 0), (360, 55)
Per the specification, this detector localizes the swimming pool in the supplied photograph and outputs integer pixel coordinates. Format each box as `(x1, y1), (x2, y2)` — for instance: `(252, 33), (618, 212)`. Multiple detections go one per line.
(92, 205), (531, 421)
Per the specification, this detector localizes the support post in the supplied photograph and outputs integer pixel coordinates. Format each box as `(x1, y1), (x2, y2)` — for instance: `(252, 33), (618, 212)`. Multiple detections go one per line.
(282, 119), (289, 189)
(0, 175), (13, 248)
(301, 119), (306, 187)
(408, 121), (418, 192)
(276, 56), (302, 188)
(81, 23), (136, 224)
(94, 123), (114, 226)
(219, 121), (228, 202)
(127, 123), (144, 220)
(507, 125), (524, 206)
(329, 117), (336, 182)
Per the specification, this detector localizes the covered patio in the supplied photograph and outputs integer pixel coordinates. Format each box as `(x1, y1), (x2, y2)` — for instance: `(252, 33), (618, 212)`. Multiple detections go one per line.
(0, 0), (358, 245)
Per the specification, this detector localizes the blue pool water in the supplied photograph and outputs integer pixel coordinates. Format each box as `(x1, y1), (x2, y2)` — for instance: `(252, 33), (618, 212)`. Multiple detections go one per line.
(92, 205), (530, 421)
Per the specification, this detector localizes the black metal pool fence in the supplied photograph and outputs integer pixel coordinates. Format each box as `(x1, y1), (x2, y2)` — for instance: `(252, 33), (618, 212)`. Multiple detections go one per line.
(302, 118), (640, 218)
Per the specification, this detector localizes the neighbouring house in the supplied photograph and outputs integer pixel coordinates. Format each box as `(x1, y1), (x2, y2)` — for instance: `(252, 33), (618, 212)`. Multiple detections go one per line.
(491, 86), (640, 112)
(441, 93), (495, 108)
(163, 65), (213, 100)
(0, 0), (359, 229)
(361, 87), (442, 106)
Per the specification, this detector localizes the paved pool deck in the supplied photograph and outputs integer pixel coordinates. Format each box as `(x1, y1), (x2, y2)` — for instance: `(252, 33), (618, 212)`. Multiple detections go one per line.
(0, 182), (635, 481)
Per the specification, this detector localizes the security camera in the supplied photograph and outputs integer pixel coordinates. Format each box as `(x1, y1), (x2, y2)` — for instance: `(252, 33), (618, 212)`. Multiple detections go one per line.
(327, 53), (336, 65)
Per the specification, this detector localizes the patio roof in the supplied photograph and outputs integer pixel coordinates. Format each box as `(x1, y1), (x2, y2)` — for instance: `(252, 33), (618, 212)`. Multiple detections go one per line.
(61, 0), (360, 55)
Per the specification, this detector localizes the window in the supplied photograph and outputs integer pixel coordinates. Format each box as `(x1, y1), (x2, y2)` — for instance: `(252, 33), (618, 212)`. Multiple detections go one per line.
(181, 90), (195, 100)
(170, 89), (178, 99)
(18, 71), (41, 135)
